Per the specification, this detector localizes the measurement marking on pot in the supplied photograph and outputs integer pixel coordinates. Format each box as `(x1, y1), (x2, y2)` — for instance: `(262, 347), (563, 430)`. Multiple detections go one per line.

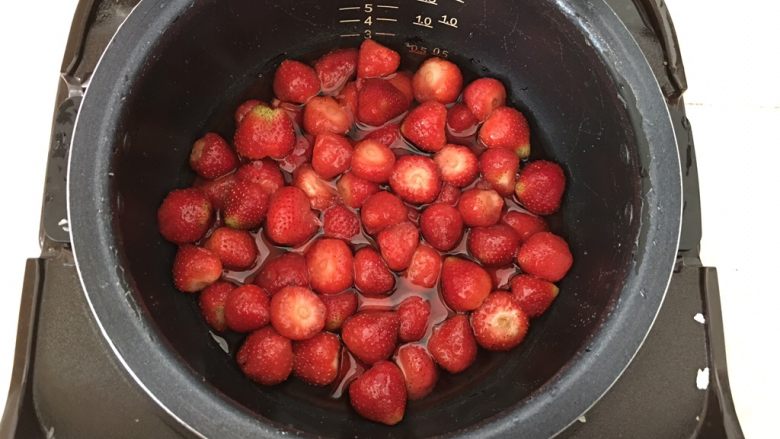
(375, 32), (397, 36)
(339, 19), (361, 23)
(340, 33), (361, 38)
(376, 17), (397, 22)
(377, 4), (399, 9)
(338, 6), (361, 10)
(438, 14), (459, 28)
(417, 0), (438, 5)
(413, 15), (434, 28)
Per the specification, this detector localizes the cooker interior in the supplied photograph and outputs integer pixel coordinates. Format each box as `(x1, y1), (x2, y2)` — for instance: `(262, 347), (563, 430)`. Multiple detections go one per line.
(111, 1), (641, 436)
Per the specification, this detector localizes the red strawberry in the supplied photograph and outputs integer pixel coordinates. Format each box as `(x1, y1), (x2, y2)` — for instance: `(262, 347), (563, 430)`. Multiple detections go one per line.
(315, 48), (358, 93)
(303, 96), (351, 136)
(428, 315), (478, 374)
(265, 187), (319, 247)
(199, 281), (235, 332)
(510, 274), (559, 318)
(440, 257), (492, 311)
(397, 296), (431, 342)
(351, 139), (397, 183)
(360, 191), (408, 235)
(349, 361), (407, 426)
(223, 180), (270, 230)
(270, 286), (327, 340)
(447, 103), (479, 134)
(337, 81), (359, 118)
(458, 188), (504, 227)
(516, 232), (573, 282)
(322, 204), (360, 240)
(357, 39), (401, 78)
(306, 238), (354, 295)
(253, 252), (309, 294)
(224, 284), (271, 333)
(463, 78), (507, 121)
(395, 344), (438, 400)
(279, 134), (314, 174)
(386, 71), (414, 105)
(320, 291), (358, 331)
(412, 57), (463, 104)
(401, 101), (447, 153)
(293, 332), (341, 386)
(203, 227), (259, 270)
(389, 155), (442, 204)
(406, 244), (442, 288)
(467, 224), (520, 267)
(158, 188), (213, 244)
(354, 247), (395, 297)
(235, 159), (284, 195)
(342, 312), (400, 364)
(364, 123), (401, 147)
(311, 134), (353, 180)
(479, 107), (531, 158)
(435, 183), (461, 205)
(479, 147), (520, 196)
(434, 144), (479, 188)
(377, 221), (419, 271)
(357, 78), (409, 126)
(293, 164), (337, 211)
(419, 203), (464, 252)
(515, 160), (566, 215)
(470, 291), (529, 351)
(502, 211), (549, 243)
(234, 105), (296, 160)
(273, 59), (320, 104)
(337, 172), (380, 208)
(172, 245), (222, 293)
(235, 99), (263, 125)
(195, 174), (236, 211)
(189, 133), (238, 179)
(237, 327), (293, 386)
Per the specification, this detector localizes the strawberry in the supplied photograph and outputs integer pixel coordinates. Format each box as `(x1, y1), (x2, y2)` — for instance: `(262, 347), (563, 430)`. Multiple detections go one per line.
(253, 252), (309, 294)
(158, 188), (213, 244)
(386, 71), (414, 105)
(463, 78), (507, 121)
(342, 311), (400, 364)
(360, 191), (408, 235)
(470, 291), (529, 351)
(293, 164), (337, 211)
(189, 133), (238, 179)
(315, 48), (358, 93)
(516, 232), (573, 282)
(337, 172), (380, 208)
(172, 245), (222, 293)
(235, 159), (284, 195)
(279, 134), (314, 174)
(363, 123), (400, 147)
(235, 99), (263, 125)
(337, 81), (359, 119)
(234, 105), (296, 160)
(447, 103), (479, 135)
(203, 227), (259, 270)
(274, 99), (305, 127)
(322, 204), (360, 240)
(377, 221), (419, 271)
(479, 107), (531, 158)
(224, 284), (271, 333)
(479, 147), (520, 196)
(401, 101), (447, 153)
(293, 332), (341, 386)
(223, 180), (270, 230)
(349, 361), (407, 426)
(397, 296), (430, 342)
(198, 281), (235, 332)
(440, 257), (492, 311)
(237, 327), (293, 386)
(357, 39), (401, 78)
(303, 96), (351, 136)
(320, 291), (358, 331)
(305, 238), (354, 295)
(270, 286), (327, 340)
(457, 188), (504, 227)
(502, 211), (549, 243)
(434, 144), (479, 188)
(428, 315), (478, 374)
(395, 344), (438, 400)
(195, 174), (236, 211)
(406, 244), (442, 288)
(389, 155), (442, 204)
(412, 57), (463, 104)
(467, 224), (520, 267)
(510, 274), (559, 318)
(357, 78), (409, 126)
(435, 183), (461, 205)
(265, 187), (319, 247)
(311, 134), (353, 180)
(351, 139), (397, 183)
(273, 59), (320, 104)
(515, 160), (566, 215)
(354, 247), (395, 297)
(419, 203), (464, 252)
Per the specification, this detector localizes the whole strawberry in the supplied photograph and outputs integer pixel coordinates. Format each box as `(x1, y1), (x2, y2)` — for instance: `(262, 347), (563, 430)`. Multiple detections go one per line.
(447, 103), (479, 134)
(293, 165), (337, 211)
(264, 187), (319, 247)
(389, 155), (442, 205)
(357, 39), (401, 78)
(203, 227), (259, 271)
(516, 232), (573, 282)
(434, 145), (479, 188)
(303, 96), (351, 136)
(351, 139), (396, 184)
(357, 78), (409, 126)
(311, 134), (353, 180)
(253, 252), (309, 295)
(235, 159), (284, 195)
(199, 281), (235, 332)
(195, 174), (236, 211)
(189, 133), (238, 179)
(515, 160), (566, 215)
(377, 221), (419, 271)
(440, 257), (492, 311)
(337, 172), (380, 209)
(354, 247), (395, 297)
(320, 291), (358, 331)
(270, 286), (327, 340)
(412, 57), (463, 104)
(224, 285), (271, 333)
(158, 188), (213, 244)
(223, 180), (270, 230)
(315, 48), (358, 93)
(401, 101), (447, 152)
(502, 210), (549, 243)
(428, 315), (478, 374)
(397, 296), (431, 342)
(234, 105), (296, 160)
(293, 332), (341, 386)
(349, 361), (407, 426)
(360, 191), (408, 235)
(237, 327), (293, 386)
(322, 204), (360, 241)
(420, 203), (464, 252)
(273, 59), (320, 104)
(306, 238), (354, 295)
(510, 274), (560, 318)
(467, 224), (520, 267)
(406, 244), (442, 288)
(470, 291), (529, 351)
(172, 245), (222, 293)
(463, 78), (507, 121)
(479, 107), (531, 158)
(479, 147), (520, 196)
(458, 188), (504, 227)
(342, 311), (400, 365)
(395, 344), (438, 400)
(364, 123), (401, 147)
